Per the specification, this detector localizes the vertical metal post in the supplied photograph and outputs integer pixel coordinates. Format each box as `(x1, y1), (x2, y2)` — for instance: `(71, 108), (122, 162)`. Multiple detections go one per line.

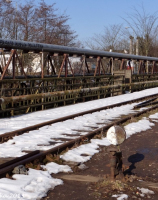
(47, 55), (49, 75)
(41, 52), (45, 109)
(152, 61), (155, 74)
(111, 58), (114, 75)
(48, 55), (56, 75)
(146, 61), (149, 74)
(58, 54), (68, 78)
(83, 55), (86, 76)
(100, 59), (105, 74)
(68, 58), (74, 76)
(107, 146), (124, 181)
(65, 54), (68, 77)
(94, 56), (101, 76)
(138, 60), (142, 74)
(12, 52), (15, 79)
(143, 61), (146, 74)
(41, 52), (44, 79)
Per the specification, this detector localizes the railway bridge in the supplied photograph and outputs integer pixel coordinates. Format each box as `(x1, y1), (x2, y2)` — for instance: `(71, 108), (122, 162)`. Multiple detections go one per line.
(0, 38), (158, 117)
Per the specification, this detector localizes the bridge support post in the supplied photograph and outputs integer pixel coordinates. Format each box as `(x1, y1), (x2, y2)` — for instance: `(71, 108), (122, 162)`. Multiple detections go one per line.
(94, 56), (105, 76)
(111, 58), (114, 75)
(58, 54), (74, 78)
(41, 52), (44, 79)
(152, 61), (156, 74)
(0, 50), (26, 80)
(12, 51), (16, 79)
(94, 56), (101, 76)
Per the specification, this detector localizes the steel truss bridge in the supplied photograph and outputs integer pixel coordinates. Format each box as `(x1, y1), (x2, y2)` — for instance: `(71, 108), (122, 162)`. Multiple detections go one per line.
(0, 38), (158, 117)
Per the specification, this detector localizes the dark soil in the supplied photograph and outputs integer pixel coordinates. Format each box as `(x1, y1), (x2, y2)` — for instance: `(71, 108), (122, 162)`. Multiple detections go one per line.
(43, 121), (158, 200)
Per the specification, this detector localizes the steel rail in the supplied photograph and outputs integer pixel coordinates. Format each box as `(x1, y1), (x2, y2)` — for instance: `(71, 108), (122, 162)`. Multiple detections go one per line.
(0, 150), (40, 169)
(0, 102), (158, 178)
(0, 38), (158, 61)
(134, 97), (158, 108)
(0, 93), (158, 143)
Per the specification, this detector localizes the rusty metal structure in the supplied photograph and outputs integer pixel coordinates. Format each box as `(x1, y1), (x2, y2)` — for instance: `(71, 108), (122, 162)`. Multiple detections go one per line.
(107, 146), (123, 181)
(0, 38), (158, 117)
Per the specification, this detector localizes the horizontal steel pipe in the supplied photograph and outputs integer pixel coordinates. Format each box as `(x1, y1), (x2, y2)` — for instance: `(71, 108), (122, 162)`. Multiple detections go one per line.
(0, 38), (158, 61)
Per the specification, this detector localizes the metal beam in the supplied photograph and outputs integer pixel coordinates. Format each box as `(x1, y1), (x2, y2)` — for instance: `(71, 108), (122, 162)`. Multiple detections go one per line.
(0, 38), (158, 62)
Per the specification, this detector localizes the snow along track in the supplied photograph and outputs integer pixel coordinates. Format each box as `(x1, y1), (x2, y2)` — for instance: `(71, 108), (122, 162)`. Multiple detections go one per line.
(0, 101), (158, 178)
(0, 91), (157, 157)
(0, 89), (158, 199)
(0, 92), (158, 144)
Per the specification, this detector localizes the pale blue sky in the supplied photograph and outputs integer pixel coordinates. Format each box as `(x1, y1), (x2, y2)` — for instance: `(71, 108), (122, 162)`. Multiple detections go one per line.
(33, 0), (158, 42)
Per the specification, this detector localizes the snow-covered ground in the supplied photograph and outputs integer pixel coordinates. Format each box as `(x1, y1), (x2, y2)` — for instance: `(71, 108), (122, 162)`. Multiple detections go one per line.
(0, 87), (158, 199)
(0, 103), (137, 158)
(1, 87), (158, 134)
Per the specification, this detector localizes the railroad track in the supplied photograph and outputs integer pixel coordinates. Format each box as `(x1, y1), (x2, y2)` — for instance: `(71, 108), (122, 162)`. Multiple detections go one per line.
(1, 93), (158, 143)
(0, 93), (158, 178)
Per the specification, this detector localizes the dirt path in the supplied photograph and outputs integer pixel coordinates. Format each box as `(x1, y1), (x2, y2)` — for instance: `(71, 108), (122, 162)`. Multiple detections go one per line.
(43, 121), (158, 200)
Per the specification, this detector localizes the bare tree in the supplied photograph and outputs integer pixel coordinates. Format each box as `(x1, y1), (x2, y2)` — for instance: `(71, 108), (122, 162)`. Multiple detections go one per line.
(18, 1), (37, 41)
(123, 4), (158, 56)
(34, 0), (57, 43)
(0, 0), (79, 47)
(0, 0), (17, 39)
(33, 0), (77, 46)
(85, 24), (128, 51)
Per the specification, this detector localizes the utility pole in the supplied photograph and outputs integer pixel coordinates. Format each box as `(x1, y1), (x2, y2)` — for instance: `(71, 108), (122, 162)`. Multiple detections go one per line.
(136, 37), (140, 55)
(129, 36), (134, 54)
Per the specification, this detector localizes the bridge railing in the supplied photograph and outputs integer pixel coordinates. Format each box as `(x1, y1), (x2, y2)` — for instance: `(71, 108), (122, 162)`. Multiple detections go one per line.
(0, 38), (158, 79)
(0, 39), (158, 116)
